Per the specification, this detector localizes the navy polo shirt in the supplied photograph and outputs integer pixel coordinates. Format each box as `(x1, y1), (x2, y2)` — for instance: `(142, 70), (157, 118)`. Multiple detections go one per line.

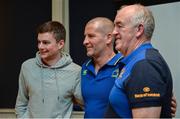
(108, 43), (173, 118)
(81, 53), (123, 118)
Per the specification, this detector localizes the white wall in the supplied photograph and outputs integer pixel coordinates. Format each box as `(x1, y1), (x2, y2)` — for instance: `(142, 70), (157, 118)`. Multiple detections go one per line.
(149, 2), (180, 117)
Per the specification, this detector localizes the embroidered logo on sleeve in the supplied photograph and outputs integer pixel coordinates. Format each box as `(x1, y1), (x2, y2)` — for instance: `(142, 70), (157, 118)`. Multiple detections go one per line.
(143, 87), (150, 92)
(134, 87), (160, 98)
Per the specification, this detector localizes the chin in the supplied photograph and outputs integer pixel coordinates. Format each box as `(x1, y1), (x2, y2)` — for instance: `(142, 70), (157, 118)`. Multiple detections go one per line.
(40, 55), (48, 59)
(87, 54), (92, 57)
(87, 52), (93, 57)
(115, 46), (120, 51)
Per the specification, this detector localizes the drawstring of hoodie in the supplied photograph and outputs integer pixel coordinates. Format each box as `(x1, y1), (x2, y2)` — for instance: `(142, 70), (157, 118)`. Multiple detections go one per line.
(55, 68), (60, 101)
(40, 65), (45, 103)
(38, 52), (69, 104)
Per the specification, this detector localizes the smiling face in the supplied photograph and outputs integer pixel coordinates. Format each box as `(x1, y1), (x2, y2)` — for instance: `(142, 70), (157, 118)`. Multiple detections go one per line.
(113, 5), (155, 56)
(113, 7), (138, 56)
(83, 22), (108, 58)
(37, 32), (63, 63)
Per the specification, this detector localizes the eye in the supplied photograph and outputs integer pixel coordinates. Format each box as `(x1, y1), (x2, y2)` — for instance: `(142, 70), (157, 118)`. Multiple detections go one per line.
(88, 34), (93, 38)
(117, 24), (123, 29)
(87, 33), (96, 39)
(43, 41), (50, 45)
(115, 22), (124, 29)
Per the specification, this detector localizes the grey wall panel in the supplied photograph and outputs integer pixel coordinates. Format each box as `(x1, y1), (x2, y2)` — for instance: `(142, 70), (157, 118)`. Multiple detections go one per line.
(149, 2), (180, 117)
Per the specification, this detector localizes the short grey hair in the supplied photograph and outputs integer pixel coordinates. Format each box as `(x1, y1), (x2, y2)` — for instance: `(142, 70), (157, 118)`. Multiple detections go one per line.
(121, 4), (155, 39)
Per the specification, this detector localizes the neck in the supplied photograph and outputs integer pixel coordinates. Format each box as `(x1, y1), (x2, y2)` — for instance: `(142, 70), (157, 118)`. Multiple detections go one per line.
(42, 54), (61, 66)
(94, 51), (115, 73)
(125, 39), (149, 56)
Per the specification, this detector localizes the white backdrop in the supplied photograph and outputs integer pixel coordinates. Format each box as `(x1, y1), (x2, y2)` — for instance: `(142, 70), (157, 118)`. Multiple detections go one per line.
(149, 2), (180, 117)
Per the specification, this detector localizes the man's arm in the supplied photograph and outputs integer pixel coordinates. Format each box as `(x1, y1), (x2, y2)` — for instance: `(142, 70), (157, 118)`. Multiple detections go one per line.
(73, 69), (84, 107)
(131, 95), (177, 118)
(171, 93), (177, 117)
(15, 67), (29, 118)
(132, 107), (161, 118)
(126, 60), (172, 118)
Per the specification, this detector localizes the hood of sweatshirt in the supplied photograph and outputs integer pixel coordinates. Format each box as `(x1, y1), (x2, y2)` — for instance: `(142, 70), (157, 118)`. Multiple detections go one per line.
(35, 51), (72, 68)
(35, 51), (73, 105)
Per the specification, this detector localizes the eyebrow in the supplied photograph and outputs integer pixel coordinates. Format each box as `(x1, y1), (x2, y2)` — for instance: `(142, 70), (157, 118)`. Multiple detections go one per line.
(115, 21), (123, 26)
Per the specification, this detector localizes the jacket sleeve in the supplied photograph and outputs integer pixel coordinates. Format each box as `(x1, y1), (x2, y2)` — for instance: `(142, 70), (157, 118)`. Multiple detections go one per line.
(73, 68), (84, 106)
(15, 65), (29, 118)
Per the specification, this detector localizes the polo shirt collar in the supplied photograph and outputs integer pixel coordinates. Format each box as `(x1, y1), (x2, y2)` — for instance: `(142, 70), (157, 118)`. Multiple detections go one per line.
(121, 43), (153, 64)
(107, 53), (123, 66)
(85, 53), (123, 68)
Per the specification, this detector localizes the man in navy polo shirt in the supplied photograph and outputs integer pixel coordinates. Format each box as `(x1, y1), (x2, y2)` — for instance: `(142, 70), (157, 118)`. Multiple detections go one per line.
(81, 17), (124, 118)
(106, 4), (174, 118)
(81, 16), (177, 118)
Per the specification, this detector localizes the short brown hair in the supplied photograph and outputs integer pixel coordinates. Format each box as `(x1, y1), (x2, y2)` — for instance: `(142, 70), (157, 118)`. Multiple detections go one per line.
(37, 21), (66, 42)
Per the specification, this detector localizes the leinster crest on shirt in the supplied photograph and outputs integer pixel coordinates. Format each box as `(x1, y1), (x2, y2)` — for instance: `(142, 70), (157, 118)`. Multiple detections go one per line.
(118, 68), (125, 79)
(111, 69), (119, 78)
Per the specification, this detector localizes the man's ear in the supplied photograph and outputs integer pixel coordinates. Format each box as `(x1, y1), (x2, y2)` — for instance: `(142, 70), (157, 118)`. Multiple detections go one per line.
(136, 24), (144, 38)
(106, 33), (113, 44)
(58, 40), (65, 50)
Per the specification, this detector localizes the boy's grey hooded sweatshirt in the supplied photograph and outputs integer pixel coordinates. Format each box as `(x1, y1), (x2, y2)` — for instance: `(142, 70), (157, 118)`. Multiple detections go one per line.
(15, 52), (82, 118)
